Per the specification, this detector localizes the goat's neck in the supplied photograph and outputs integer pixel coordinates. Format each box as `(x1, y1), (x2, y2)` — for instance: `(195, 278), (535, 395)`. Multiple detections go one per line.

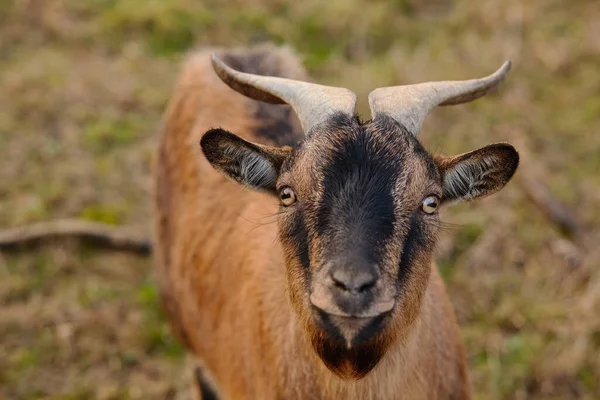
(271, 277), (431, 399)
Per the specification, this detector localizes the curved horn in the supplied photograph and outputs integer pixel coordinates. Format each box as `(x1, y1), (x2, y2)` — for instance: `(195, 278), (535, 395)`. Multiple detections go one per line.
(368, 61), (512, 136)
(211, 53), (357, 135)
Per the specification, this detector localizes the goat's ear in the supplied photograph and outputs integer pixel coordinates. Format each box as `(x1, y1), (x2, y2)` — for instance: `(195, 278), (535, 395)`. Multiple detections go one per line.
(435, 143), (519, 204)
(200, 128), (291, 193)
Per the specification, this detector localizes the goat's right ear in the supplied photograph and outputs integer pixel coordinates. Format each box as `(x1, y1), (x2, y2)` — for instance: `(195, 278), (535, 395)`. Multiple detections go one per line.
(200, 129), (291, 193)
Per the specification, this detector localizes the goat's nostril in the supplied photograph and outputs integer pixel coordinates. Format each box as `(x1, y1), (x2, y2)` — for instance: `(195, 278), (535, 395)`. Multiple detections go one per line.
(330, 268), (377, 294)
(333, 277), (348, 291)
(356, 277), (376, 293)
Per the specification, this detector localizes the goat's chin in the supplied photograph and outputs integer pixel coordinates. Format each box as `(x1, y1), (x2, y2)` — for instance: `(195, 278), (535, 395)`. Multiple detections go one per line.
(310, 328), (388, 380)
(308, 310), (391, 380)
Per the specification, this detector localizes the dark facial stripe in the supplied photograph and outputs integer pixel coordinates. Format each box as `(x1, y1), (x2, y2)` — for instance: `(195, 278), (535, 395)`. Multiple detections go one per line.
(315, 116), (404, 264)
(397, 212), (432, 291)
(411, 137), (440, 181)
(281, 209), (311, 271)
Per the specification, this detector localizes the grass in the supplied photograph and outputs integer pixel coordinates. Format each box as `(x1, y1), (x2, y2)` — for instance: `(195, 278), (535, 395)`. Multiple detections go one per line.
(0, 0), (599, 398)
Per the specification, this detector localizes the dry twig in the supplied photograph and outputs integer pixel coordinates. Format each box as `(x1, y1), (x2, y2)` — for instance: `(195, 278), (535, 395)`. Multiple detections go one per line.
(519, 175), (584, 240)
(0, 219), (151, 255)
(497, 124), (585, 242)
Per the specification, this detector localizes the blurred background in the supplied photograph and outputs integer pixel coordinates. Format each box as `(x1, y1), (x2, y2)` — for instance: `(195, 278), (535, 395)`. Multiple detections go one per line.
(1, 0), (599, 399)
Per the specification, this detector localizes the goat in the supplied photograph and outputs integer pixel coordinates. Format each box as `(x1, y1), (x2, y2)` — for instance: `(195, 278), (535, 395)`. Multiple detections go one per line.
(153, 44), (519, 399)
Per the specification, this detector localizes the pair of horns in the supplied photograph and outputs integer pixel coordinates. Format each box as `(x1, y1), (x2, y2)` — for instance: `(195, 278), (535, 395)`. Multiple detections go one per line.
(211, 53), (511, 137)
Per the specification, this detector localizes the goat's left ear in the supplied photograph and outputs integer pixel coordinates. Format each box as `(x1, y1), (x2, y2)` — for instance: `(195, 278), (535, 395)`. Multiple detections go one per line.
(435, 143), (519, 204)
(200, 128), (291, 194)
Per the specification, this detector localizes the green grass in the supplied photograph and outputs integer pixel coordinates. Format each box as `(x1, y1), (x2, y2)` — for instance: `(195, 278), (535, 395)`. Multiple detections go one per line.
(136, 280), (185, 359)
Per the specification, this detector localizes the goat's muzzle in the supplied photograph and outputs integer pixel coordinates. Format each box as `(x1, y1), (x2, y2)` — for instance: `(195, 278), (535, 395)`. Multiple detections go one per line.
(309, 260), (396, 347)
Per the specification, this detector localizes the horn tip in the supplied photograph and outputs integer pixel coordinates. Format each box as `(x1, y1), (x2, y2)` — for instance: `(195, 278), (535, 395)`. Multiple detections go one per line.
(210, 52), (226, 70)
(210, 52), (239, 83)
(499, 60), (512, 76)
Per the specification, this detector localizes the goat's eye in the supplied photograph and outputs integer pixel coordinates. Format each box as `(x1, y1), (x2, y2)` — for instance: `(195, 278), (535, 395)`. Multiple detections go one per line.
(421, 195), (440, 214)
(279, 187), (296, 206)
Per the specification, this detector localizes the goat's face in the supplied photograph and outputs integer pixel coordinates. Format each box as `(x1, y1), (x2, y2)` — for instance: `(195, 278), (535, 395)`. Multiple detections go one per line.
(201, 113), (518, 379)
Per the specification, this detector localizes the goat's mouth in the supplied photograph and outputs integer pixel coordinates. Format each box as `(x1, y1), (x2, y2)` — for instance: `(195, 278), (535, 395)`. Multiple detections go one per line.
(310, 298), (396, 318)
(311, 306), (391, 349)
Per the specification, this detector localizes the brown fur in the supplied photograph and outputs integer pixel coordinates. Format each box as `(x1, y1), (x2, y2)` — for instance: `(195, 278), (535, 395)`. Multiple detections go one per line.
(152, 44), (501, 399)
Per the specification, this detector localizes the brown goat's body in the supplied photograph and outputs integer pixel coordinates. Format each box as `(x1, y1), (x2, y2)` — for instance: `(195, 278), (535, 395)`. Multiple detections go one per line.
(154, 46), (471, 399)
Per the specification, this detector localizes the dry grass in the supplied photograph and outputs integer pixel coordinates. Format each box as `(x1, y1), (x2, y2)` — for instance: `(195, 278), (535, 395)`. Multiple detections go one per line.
(0, 0), (599, 399)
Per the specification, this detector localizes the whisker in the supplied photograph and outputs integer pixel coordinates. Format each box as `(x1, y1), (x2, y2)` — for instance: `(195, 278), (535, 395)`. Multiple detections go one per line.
(247, 220), (279, 233)
(436, 221), (463, 234)
(243, 210), (287, 234)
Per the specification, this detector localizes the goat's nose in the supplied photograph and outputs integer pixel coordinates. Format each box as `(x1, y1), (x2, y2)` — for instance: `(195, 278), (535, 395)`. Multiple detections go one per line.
(330, 267), (378, 294)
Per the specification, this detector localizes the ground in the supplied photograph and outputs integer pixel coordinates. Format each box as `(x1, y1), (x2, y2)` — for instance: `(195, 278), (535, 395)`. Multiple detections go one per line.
(0, 0), (599, 399)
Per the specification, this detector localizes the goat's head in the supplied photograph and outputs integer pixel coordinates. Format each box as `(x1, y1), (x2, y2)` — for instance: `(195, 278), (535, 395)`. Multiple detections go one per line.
(200, 54), (519, 379)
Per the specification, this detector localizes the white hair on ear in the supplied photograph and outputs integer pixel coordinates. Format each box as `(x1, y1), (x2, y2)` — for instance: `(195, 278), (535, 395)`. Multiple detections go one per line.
(239, 151), (277, 189)
(443, 155), (498, 200)
(222, 145), (277, 189)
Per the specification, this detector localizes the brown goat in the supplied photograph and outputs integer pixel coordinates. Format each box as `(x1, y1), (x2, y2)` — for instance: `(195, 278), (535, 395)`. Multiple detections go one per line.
(153, 44), (519, 399)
